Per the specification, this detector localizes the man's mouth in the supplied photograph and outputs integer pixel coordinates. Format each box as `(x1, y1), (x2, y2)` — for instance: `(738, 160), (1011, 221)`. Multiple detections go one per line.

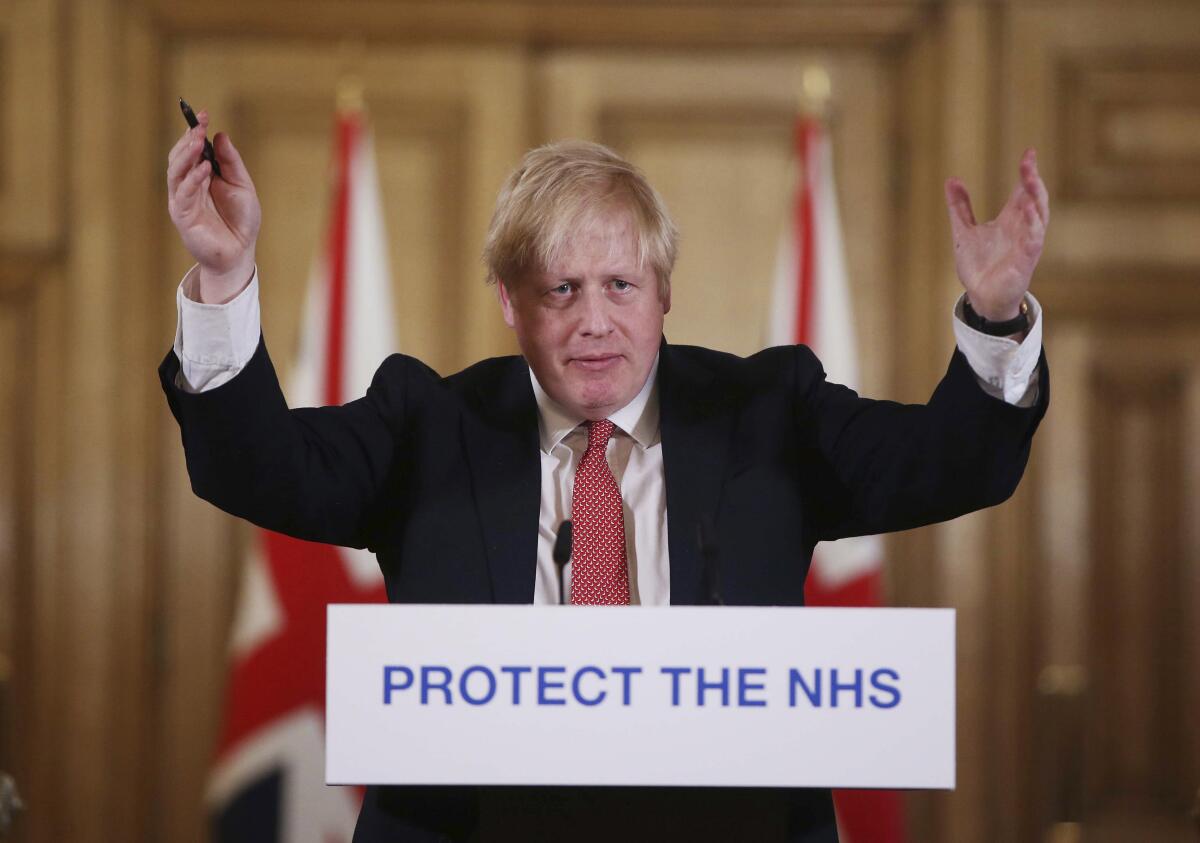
(570, 354), (621, 371)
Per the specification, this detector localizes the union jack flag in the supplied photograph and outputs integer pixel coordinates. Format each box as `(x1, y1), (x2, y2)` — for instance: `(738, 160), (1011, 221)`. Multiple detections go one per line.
(767, 112), (907, 843)
(207, 103), (394, 843)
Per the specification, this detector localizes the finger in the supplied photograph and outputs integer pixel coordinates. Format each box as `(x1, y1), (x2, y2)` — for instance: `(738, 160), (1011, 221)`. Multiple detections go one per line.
(174, 158), (212, 210)
(212, 132), (255, 189)
(1018, 193), (1045, 255)
(1027, 164), (1050, 228)
(1019, 147), (1036, 182)
(1017, 189), (1042, 224)
(166, 134), (204, 195)
(1033, 176), (1049, 226)
(1018, 149), (1049, 221)
(996, 179), (1026, 223)
(167, 125), (200, 169)
(175, 157), (210, 206)
(168, 109), (210, 169)
(943, 177), (977, 235)
(1022, 200), (1041, 230)
(1021, 217), (1045, 258)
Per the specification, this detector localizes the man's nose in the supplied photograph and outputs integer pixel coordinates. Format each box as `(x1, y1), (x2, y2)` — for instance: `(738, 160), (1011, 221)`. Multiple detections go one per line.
(577, 289), (614, 336)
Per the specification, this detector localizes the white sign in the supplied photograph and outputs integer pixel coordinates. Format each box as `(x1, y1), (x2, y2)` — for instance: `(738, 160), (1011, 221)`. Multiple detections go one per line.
(326, 605), (954, 789)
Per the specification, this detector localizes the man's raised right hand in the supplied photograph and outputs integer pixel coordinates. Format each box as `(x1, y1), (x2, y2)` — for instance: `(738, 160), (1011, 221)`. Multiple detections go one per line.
(166, 108), (262, 304)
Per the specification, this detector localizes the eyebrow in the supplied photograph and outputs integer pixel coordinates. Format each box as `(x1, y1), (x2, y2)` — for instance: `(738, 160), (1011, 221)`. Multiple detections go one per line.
(549, 268), (640, 281)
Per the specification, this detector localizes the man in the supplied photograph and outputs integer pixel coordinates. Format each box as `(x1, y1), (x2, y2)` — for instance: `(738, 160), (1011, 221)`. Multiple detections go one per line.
(162, 111), (1048, 841)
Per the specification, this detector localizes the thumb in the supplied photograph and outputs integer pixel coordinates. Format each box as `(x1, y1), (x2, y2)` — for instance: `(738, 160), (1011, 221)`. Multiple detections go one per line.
(212, 132), (255, 188)
(943, 177), (976, 237)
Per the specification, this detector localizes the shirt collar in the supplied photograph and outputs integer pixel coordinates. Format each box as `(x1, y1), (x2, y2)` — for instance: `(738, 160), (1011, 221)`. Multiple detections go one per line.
(529, 354), (661, 454)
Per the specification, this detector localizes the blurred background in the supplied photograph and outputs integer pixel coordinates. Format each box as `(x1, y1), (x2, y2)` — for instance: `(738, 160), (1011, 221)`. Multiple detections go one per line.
(0, 0), (1198, 841)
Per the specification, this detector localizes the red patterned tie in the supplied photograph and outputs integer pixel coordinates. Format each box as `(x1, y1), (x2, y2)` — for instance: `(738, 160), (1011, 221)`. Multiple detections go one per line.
(570, 419), (630, 605)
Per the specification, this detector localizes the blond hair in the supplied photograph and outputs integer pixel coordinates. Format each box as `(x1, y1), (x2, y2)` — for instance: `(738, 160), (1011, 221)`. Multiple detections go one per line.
(483, 140), (678, 296)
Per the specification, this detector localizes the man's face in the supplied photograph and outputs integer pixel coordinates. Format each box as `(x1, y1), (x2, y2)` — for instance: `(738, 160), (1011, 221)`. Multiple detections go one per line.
(498, 209), (670, 421)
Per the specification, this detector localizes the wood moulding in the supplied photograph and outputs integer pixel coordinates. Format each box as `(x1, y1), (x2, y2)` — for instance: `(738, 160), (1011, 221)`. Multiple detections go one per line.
(1034, 263), (1200, 324)
(1056, 49), (1200, 203)
(148, 0), (933, 47)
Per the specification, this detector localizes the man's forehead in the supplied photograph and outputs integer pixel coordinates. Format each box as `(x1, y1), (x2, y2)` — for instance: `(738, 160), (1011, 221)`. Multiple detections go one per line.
(545, 210), (644, 276)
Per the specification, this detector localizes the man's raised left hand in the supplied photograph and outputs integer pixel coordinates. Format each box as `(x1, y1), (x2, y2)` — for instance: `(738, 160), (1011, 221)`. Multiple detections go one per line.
(944, 148), (1049, 321)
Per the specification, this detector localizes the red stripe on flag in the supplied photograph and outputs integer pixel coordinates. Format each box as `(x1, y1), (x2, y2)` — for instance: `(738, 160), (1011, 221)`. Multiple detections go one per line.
(794, 118), (817, 346)
(786, 116), (908, 843)
(324, 113), (359, 407)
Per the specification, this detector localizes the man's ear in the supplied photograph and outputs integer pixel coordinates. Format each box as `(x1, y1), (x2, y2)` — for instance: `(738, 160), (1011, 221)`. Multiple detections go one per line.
(497, 280), (517, 329)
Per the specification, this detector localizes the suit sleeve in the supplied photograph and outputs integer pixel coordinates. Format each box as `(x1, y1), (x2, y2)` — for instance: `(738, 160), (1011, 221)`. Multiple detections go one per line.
(159, 336), (415, 549)
(795, 344), (1049, 542)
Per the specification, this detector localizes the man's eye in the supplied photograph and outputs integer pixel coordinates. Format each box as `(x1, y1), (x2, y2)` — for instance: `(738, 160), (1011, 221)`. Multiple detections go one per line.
(612, 279), (630, 291)
(550, 283), (571, 295)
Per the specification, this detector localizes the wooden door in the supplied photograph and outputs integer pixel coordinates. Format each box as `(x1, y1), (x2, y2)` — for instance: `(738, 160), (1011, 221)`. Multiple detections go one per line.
(1002, 6), (1200, 841)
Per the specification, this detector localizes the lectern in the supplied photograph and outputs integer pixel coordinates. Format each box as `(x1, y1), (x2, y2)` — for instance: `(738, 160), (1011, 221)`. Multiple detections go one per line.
(327, 605), (954, 797)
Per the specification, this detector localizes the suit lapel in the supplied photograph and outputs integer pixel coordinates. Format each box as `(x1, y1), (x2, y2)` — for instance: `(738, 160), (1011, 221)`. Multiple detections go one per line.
(659, 342), (736, 605)
(461, 358), (541, 604)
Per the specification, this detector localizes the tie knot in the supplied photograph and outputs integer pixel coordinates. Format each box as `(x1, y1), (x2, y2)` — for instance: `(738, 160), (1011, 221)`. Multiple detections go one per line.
(586, 419), (615, 451)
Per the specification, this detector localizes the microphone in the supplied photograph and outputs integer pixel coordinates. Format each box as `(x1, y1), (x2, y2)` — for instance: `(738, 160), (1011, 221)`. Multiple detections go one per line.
(552, 520), (573, 605)
(697, 516), (724, 606)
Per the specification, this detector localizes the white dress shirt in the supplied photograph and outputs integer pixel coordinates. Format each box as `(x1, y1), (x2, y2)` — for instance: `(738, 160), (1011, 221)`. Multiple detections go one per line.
(172, 266), (1044, 605)
(529, 358), (667, 605)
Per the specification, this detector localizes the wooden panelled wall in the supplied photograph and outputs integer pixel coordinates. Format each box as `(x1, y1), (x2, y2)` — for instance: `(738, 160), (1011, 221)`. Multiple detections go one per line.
(0, 1), (1197, 841)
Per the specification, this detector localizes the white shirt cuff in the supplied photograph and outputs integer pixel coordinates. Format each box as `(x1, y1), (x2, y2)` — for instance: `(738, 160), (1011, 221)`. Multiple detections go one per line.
(952, 292), (1043, 407)
(173, 264), (262, 393)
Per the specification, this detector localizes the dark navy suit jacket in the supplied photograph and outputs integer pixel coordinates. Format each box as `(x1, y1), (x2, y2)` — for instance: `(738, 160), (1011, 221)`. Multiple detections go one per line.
(160, 337), (1049, 842)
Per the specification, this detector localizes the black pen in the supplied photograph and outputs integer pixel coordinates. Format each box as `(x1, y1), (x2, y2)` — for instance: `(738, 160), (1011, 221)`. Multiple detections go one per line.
(179, 97), (222, 178)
